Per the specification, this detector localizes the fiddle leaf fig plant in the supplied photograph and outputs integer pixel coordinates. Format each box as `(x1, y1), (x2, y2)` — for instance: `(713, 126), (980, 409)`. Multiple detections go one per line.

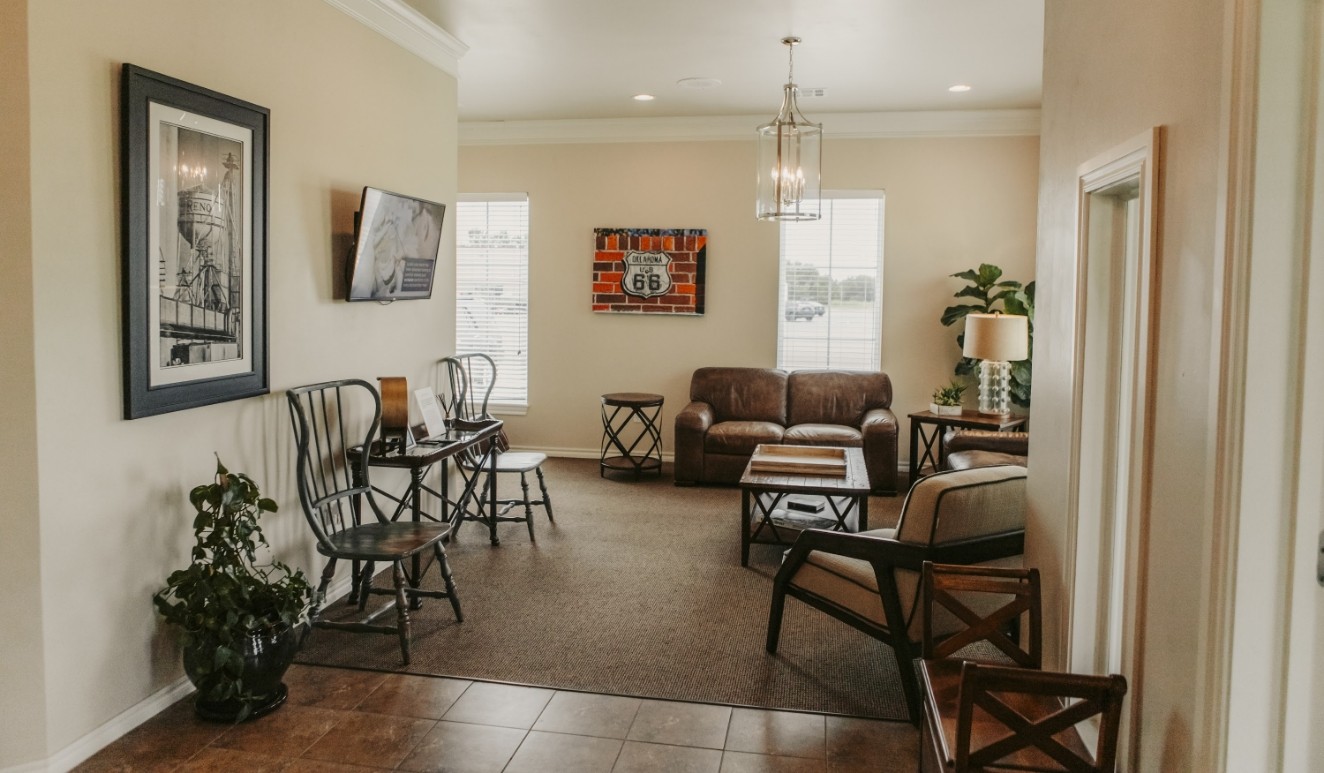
(941, 263), (1035, 408)
(154, 457), (311, 715)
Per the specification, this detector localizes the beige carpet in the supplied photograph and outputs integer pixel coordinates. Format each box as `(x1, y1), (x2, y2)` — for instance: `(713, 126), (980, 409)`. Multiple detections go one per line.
(295, 456), (909, 720)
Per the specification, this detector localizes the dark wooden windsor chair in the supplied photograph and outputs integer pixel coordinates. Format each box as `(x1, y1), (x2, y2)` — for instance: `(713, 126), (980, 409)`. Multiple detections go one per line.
(437, 353), (553, 541)
(286, 378), (462, 664)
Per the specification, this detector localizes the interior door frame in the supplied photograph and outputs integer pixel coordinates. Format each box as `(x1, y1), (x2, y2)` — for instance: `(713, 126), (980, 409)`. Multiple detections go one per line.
(1062, 127), (1163, 772)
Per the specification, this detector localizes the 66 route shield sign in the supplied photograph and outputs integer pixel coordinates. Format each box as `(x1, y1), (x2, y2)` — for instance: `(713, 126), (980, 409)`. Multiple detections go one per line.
(620, 251), (673, 299)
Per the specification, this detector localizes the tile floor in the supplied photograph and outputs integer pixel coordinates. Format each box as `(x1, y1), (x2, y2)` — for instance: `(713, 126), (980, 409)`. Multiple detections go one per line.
(77, 664), (918, 772)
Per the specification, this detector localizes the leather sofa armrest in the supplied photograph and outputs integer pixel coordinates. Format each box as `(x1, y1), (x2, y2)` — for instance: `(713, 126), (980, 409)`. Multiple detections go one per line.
(675, 400), (715, 433)
(944, 428), (1029, 456)
(673, 401), (715, 485)
(861, 407), (899, 495)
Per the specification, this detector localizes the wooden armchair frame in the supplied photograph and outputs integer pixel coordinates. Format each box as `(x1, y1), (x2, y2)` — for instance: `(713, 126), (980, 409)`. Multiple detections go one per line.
(766, 528), (1024, 723)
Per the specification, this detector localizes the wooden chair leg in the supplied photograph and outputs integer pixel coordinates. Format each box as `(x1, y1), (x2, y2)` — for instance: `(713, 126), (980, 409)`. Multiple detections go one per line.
(536, 466), (554, 522)
(357, 560), (375, 611)
(891, 634), (922, 725)
(520, 472), (536, 540)
(766, 586), (787, 653)
(314, 557), (338, 615)
(437, 543), (464, 622)
(392, 561), (411, 665)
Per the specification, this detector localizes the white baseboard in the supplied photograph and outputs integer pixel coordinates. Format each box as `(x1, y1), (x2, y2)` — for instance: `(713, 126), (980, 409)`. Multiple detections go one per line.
(8, 676), (196, 773)
(510, 446), (676, 463)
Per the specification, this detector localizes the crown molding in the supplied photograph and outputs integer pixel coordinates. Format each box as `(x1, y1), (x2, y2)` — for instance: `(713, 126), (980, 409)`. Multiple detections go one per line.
(460, 109), (1041, 146)
(324, 0), (467, 77)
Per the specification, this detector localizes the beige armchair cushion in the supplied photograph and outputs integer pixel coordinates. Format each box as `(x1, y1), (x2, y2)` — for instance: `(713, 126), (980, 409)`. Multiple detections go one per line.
(794, 528), (896, 626)
(788, 466), (1027, 640)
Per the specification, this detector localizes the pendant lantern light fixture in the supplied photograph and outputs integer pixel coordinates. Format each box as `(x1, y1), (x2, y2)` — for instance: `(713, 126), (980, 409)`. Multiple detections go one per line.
(756, 36), (822, 221)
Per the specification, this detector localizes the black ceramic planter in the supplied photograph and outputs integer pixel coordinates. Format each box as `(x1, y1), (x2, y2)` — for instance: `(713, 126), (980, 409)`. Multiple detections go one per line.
(183, 623), (301, 723)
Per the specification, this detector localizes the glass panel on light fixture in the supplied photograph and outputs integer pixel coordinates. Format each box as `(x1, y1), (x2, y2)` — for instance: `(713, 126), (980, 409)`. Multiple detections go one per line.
(757, 111), (821, 220)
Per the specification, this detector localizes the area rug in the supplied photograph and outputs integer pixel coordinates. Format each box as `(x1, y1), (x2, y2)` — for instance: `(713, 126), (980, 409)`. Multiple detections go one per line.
(295, 456), (909, 720)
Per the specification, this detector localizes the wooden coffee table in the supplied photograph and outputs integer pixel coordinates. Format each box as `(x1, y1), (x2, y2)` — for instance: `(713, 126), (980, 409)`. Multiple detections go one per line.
(738, 445), (871, 566)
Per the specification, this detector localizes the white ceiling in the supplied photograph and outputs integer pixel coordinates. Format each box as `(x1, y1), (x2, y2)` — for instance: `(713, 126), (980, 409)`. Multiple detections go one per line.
(401, 0), (1045, 123)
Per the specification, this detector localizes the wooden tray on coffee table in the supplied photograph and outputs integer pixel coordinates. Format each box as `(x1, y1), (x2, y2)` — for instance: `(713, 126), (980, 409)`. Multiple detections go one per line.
(748, 445), (848, 477)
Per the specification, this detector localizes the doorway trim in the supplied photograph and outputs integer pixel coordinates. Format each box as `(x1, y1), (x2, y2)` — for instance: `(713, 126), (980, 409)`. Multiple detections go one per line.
(1062, 127), (1163, 771)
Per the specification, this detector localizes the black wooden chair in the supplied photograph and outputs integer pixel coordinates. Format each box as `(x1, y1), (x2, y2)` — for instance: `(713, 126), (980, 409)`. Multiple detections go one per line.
(766, 465), (1028, 723)
(286, 378), (462, 664)
(438, 353), (553, 540)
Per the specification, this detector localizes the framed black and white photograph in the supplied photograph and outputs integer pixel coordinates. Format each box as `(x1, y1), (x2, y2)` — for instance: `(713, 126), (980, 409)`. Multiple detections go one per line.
(121, 64), (269, 419)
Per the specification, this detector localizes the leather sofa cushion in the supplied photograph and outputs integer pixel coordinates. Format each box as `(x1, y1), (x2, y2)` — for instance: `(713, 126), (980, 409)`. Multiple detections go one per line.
(787, 370), (892, 427)
(783, 423), (864, 447)
(947, 450), (1027, 470)
(690, 367), (788, 424)
(703, 421), (785, 456)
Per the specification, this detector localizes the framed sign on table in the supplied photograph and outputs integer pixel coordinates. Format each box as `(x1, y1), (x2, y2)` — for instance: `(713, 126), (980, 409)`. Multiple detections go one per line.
(120, 64), (269, 419)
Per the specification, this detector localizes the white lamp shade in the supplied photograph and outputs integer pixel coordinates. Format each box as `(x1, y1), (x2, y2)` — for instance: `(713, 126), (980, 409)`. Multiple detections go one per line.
(963, 313), (1029, 361)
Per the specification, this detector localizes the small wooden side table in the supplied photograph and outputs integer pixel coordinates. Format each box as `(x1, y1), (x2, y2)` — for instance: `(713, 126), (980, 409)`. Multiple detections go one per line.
(600, 392), (664, 479)
(907, 410), (1027, 488)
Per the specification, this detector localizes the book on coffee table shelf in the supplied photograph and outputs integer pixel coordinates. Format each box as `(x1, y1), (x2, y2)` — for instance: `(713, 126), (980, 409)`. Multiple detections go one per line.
(768, 508), (837, 531)
(785, 495), (826, 513)
(748, 445), (848, 477)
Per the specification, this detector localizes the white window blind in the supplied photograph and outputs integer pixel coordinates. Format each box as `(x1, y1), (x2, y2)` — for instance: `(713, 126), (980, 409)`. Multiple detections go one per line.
(456, 194), (529, 409)
(777, 193), (884, 371)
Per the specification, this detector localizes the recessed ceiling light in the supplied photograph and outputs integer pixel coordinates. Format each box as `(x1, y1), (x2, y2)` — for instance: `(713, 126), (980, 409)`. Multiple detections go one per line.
(633, 94), (655, 101)
(677, 77), (722, 90)
(948, 84), (972, 93)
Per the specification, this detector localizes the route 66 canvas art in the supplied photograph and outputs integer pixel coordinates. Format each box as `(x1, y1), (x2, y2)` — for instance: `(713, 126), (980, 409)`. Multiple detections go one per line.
(591, 228), (706, 315)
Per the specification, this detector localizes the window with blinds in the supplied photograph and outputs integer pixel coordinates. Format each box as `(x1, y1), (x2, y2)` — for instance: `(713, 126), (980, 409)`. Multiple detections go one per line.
(776, 193), (885, 371)
(456, 194), (529, 410)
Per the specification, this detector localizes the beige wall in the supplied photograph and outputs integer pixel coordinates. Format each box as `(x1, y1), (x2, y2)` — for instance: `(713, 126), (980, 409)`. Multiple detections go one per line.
(7, 0), (458, 765)
(1032, 1), (1227, 769)
(459, 135), (1039, 457)
(0, 0), (49, 764)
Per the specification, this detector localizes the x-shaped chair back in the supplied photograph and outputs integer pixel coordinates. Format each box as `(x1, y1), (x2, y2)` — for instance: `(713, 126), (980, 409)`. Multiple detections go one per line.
(953, 662), (1127, 773)
(921, 562), (1042, 669)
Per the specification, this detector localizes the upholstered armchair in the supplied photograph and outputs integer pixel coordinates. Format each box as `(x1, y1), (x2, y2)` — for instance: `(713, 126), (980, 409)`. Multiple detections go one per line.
(765, 465), (1027, 722)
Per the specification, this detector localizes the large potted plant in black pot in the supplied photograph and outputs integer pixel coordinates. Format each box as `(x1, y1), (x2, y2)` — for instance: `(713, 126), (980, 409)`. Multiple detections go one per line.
(154, 457), (312, 722)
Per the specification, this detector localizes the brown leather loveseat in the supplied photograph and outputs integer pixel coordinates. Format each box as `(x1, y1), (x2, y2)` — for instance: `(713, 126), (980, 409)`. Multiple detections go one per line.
(673, 367), (898, 494)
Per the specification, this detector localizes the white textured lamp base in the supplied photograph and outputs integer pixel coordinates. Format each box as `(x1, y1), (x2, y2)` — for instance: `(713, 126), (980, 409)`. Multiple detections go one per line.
(977, 359), (1013, 415)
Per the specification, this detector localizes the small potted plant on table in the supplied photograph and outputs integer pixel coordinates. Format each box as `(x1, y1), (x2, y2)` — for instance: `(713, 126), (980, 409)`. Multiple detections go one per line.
(154, 457), (312, 722)
(930, 381), (967, 416)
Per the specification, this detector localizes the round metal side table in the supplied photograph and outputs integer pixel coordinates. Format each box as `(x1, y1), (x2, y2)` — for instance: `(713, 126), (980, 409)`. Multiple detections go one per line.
(599, 392), (664, 479)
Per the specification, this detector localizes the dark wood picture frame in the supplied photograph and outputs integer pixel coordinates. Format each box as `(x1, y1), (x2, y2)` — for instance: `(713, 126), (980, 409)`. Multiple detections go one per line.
(121, 64), (269, 419)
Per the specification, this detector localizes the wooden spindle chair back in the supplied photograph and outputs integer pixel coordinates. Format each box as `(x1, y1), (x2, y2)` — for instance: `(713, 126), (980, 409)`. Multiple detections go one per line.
(286, 379), (384, 552)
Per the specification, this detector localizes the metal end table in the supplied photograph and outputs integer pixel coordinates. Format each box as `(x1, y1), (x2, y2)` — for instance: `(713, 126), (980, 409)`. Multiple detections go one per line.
(600, 392), (664, 479)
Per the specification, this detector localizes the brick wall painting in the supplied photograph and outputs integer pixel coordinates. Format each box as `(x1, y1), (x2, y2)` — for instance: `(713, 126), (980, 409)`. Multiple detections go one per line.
(592, 228), (706, 315)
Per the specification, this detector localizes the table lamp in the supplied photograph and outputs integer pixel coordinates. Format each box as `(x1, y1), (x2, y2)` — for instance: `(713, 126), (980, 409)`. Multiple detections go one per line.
(962, 313), (1029, 415)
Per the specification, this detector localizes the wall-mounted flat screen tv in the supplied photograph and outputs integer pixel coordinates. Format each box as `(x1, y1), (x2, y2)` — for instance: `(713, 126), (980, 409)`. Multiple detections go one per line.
(346, 186), (446, 301)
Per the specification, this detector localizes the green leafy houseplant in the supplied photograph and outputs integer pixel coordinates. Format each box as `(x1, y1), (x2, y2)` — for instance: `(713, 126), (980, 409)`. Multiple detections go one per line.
(931, 381), (967, 407)
(940, 263), (1036, 408)
(154, 458), (311, 721)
